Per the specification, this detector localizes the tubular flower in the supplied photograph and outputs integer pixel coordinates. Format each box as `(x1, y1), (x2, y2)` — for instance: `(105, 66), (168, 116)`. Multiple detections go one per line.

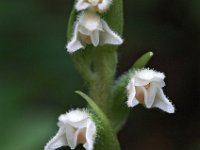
(75, 0), (112, 13)
(127, 69), (175, 113)
(44, 109), (96, 150)
(66, 11), (123, 53)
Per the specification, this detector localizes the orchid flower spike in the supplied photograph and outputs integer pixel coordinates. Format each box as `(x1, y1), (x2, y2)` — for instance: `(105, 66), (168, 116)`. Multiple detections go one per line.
(127, 68), (175, 113)
(75, 0), (112, 13)
(45, 109), (96, 150)
(66, 11), (123, 53)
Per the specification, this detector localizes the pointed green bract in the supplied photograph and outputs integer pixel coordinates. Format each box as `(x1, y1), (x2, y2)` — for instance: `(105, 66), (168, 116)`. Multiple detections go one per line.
(133, 51), (154, 69)
(76, 91), (121, 150)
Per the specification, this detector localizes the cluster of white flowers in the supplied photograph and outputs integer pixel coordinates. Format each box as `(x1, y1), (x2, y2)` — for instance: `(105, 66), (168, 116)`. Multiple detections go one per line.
(44, 70), (175, 150)
(45, 1), (175, 149)
(45, 109), (96, 150)
(66, 0), (123, 53)
(127, 68), (175, 113)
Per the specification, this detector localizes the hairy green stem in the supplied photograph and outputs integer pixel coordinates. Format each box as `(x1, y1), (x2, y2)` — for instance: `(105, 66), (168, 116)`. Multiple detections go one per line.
(89, 46), (117, 116)
(71, 48), (96, 84)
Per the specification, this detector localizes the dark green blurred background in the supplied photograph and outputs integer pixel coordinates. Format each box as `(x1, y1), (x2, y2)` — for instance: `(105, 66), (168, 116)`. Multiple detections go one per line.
(0, 0), (199, 150)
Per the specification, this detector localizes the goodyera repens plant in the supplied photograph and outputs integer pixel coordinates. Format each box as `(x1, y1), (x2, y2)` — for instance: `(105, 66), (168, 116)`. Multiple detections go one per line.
(45, 0), (175, 150)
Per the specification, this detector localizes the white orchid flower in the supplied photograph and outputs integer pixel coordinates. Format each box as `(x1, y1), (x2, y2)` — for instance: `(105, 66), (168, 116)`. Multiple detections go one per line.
(75, 0), (112, 13)
(66, 11), (123, 53)
(45, 109), (96, 150)
(127, 69), (175, 113)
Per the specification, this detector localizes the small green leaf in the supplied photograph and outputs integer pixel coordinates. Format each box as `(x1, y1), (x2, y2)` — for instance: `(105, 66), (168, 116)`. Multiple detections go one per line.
(75, 91), (121, 150)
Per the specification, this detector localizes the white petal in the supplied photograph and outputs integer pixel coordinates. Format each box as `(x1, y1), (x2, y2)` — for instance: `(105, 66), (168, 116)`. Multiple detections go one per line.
(152, 80), (166, 88)
(127, 97), (139, 107)
(98, 0), (112, 12)
(135, 79), (165, 88)
(66, 23), (84, 53)
(138, 86), (148, 107)
(87, 0), (99, 6)
(96, 22), (104, 31)
(100, 20), (123, 45)
(127, 79), (139, 107)
(84, 120), (96, 150)
(153, 88), (175, 113)
(60, 109), (89, 123)
(44, 127), (67, 150)
(65, 125), (77, 149)
(135, 69), (165, 83)
(79, 26), (91, 36)
(134, 78), (150, 87)
(79, 12), (101, 31)
(145, 83), (157, 108)
(91, 30), (100, 46)
(72, 128), (85, 148)
(66, 40), (84, 53)
(75, 0), (90, 11)
(67, 118), (89, 129)
(151, 71), (165, 82)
